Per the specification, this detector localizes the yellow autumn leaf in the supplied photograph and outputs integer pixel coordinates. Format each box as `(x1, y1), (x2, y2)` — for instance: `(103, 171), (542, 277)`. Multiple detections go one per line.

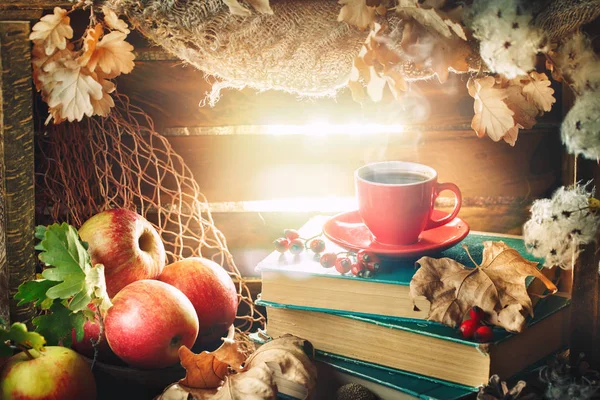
(90, 73), (116, 117)
(78, 24), (103, 68)
(30, 7), (74, 56)
(101, 6), (130, 34)
(45, 60), (103, 123)
(338, 0), (378, 30)
(396, 0), (452, 39)
(87, 31), (135, 77)
(522, 72), (556, 113)
(469, 76), (517, 145)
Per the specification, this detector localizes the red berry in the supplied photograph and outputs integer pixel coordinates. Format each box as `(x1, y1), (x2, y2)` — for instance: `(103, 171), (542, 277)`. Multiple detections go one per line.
(335, 257), (352, 274)
(357, 250), (380, 265)
(309, 238), (326, 254)
(469, 306), (485, 324)
(284, 229), (300, 241)
(366, 261), (381, 273)
(459, 319), (480, 339)
(350, 262), (365, 276)
(320, 253), (338, 268)
(288, 239), (304, 255)
(474, 326), (493, 343)
(273, 238), (290, 253)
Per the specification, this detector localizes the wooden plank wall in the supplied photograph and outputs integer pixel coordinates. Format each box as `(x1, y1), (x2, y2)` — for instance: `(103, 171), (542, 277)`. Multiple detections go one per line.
(31, 11), (563, 278)
(113, 46), (563, 275)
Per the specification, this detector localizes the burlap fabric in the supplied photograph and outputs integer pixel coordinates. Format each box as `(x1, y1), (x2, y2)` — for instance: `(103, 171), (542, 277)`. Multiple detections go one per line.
(110, 0), (599, 99)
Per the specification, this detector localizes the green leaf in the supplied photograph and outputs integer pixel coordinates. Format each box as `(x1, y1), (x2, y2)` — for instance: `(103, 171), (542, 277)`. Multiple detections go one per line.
(35, 225), (47, 241)
(36, 222), (110, 313)
(0, 322), (46, 351)
(32, 301), (84, 348)
(15, 280), (59, 309)
(0, 316), (6, 327)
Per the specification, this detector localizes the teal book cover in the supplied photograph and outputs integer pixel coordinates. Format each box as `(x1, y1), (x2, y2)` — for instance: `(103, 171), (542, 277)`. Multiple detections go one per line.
(256, 216), (544, 288)
(257, 295), (570, 347)
(315, 352), (476, 400)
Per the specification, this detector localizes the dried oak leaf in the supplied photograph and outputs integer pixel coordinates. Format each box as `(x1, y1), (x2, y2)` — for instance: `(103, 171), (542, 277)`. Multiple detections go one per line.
(179, 337), (247, 389)
(521, 72), (556, 113)
(29, 7), (74, 56)
(90, 73), (116, 117)
(245, 334), (317, 394)
(396, 0), (455, 39)
(410, 241), (558, 332)
(187, 363), (277, 400)
(102, 6), (130, 34)
(504, 85), (538, 130)
(45, 59), (103, 123)
(468, 76), (518, 146)
(78, 24), (103, 68)
(86, 31), (135, 77)
(222, 0), (273, 17)
(338, 0), (379, 30)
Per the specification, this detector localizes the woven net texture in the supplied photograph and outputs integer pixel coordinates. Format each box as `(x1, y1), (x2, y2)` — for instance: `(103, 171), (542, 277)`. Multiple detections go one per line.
(35, 94), (264, 333)
(110, 0), (598, 101)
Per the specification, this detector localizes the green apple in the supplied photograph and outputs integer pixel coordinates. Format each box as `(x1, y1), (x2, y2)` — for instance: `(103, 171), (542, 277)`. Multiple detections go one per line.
(0, 346), (96, 400)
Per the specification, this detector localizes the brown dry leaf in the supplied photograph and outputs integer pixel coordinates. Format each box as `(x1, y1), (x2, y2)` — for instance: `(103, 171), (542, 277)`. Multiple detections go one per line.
(30, 7), (74, 56)
(338, 0), (378, 30)
(522, 72), (556, 113)
(410, 241), (558, 332)
(78, 24), (103, 68)
(396, 0), (452, 39)
(179, 337), (247, 389)
(504, 85), (538, 130)
(245, 334), (317, 393)
(90, 73), (116, 117)
(45, 59), (103, 123)
(469, 76), (516, 145)
(223, 0), (273, 16)
(101, 6), (130, 34)
(185, 363), (277, 400)
(86, 31), (135, 77)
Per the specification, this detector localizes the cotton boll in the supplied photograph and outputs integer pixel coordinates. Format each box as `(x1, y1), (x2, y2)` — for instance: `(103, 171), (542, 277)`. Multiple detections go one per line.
(554, 32), (600, 94)
(561, 92), (600, 160)
(469, 0), (543, 78)
(524, 184), (600, 269)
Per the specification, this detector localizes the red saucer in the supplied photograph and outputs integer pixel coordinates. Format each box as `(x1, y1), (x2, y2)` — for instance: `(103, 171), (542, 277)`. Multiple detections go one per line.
(323, 210), (469, 258)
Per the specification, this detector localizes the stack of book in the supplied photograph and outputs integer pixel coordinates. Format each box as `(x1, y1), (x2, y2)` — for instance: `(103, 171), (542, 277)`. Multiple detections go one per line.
(255, 217), (571, 400)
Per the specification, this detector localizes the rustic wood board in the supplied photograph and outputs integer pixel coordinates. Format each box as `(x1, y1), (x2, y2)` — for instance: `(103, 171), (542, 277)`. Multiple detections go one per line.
(116, 61), (563, 131)
(158, 128), (562, 203)
(0, 22), (36, 323)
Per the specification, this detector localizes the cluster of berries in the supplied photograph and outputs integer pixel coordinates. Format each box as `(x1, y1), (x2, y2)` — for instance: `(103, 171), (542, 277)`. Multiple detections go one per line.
(319, 250), (381, 278)
(273, 229), (326, 255)
(459, 307), (493, 342)
(273, 230), (381, 278)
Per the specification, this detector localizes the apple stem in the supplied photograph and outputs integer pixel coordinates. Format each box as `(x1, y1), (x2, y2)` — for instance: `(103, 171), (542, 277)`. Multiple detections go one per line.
(16, 345), (36, 360)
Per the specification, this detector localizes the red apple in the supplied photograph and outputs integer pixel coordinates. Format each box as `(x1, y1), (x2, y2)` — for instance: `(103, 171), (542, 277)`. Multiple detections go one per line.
(71, 305), (119, 364)
(104, 280), (199, 369)
(158, 257), (238, 344)
(0, 346), (96, 399)
(78, 208), (166, 297)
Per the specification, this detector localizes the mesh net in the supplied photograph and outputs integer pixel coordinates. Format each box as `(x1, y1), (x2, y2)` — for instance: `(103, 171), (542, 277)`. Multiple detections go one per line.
(109, 0), (598, 102)
(35, 94), (264, 333)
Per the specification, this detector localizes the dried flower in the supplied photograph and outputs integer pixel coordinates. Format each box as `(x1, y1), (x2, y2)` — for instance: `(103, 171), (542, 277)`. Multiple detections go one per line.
(468, 0), (544, 79)
(553, 32), (600, 95)
(523, 184), (600, 269)
(539, 352), (600, 400)
(561, 92), (600, 161)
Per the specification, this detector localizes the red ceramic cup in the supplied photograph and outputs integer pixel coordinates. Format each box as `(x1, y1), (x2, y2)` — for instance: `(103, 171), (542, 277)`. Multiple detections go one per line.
(355, 161), (462, 245)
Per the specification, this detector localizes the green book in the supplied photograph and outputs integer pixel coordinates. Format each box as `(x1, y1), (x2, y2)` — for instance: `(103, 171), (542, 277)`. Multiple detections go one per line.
(257, 295), (570, 388)
(257, 216), (544, 321)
